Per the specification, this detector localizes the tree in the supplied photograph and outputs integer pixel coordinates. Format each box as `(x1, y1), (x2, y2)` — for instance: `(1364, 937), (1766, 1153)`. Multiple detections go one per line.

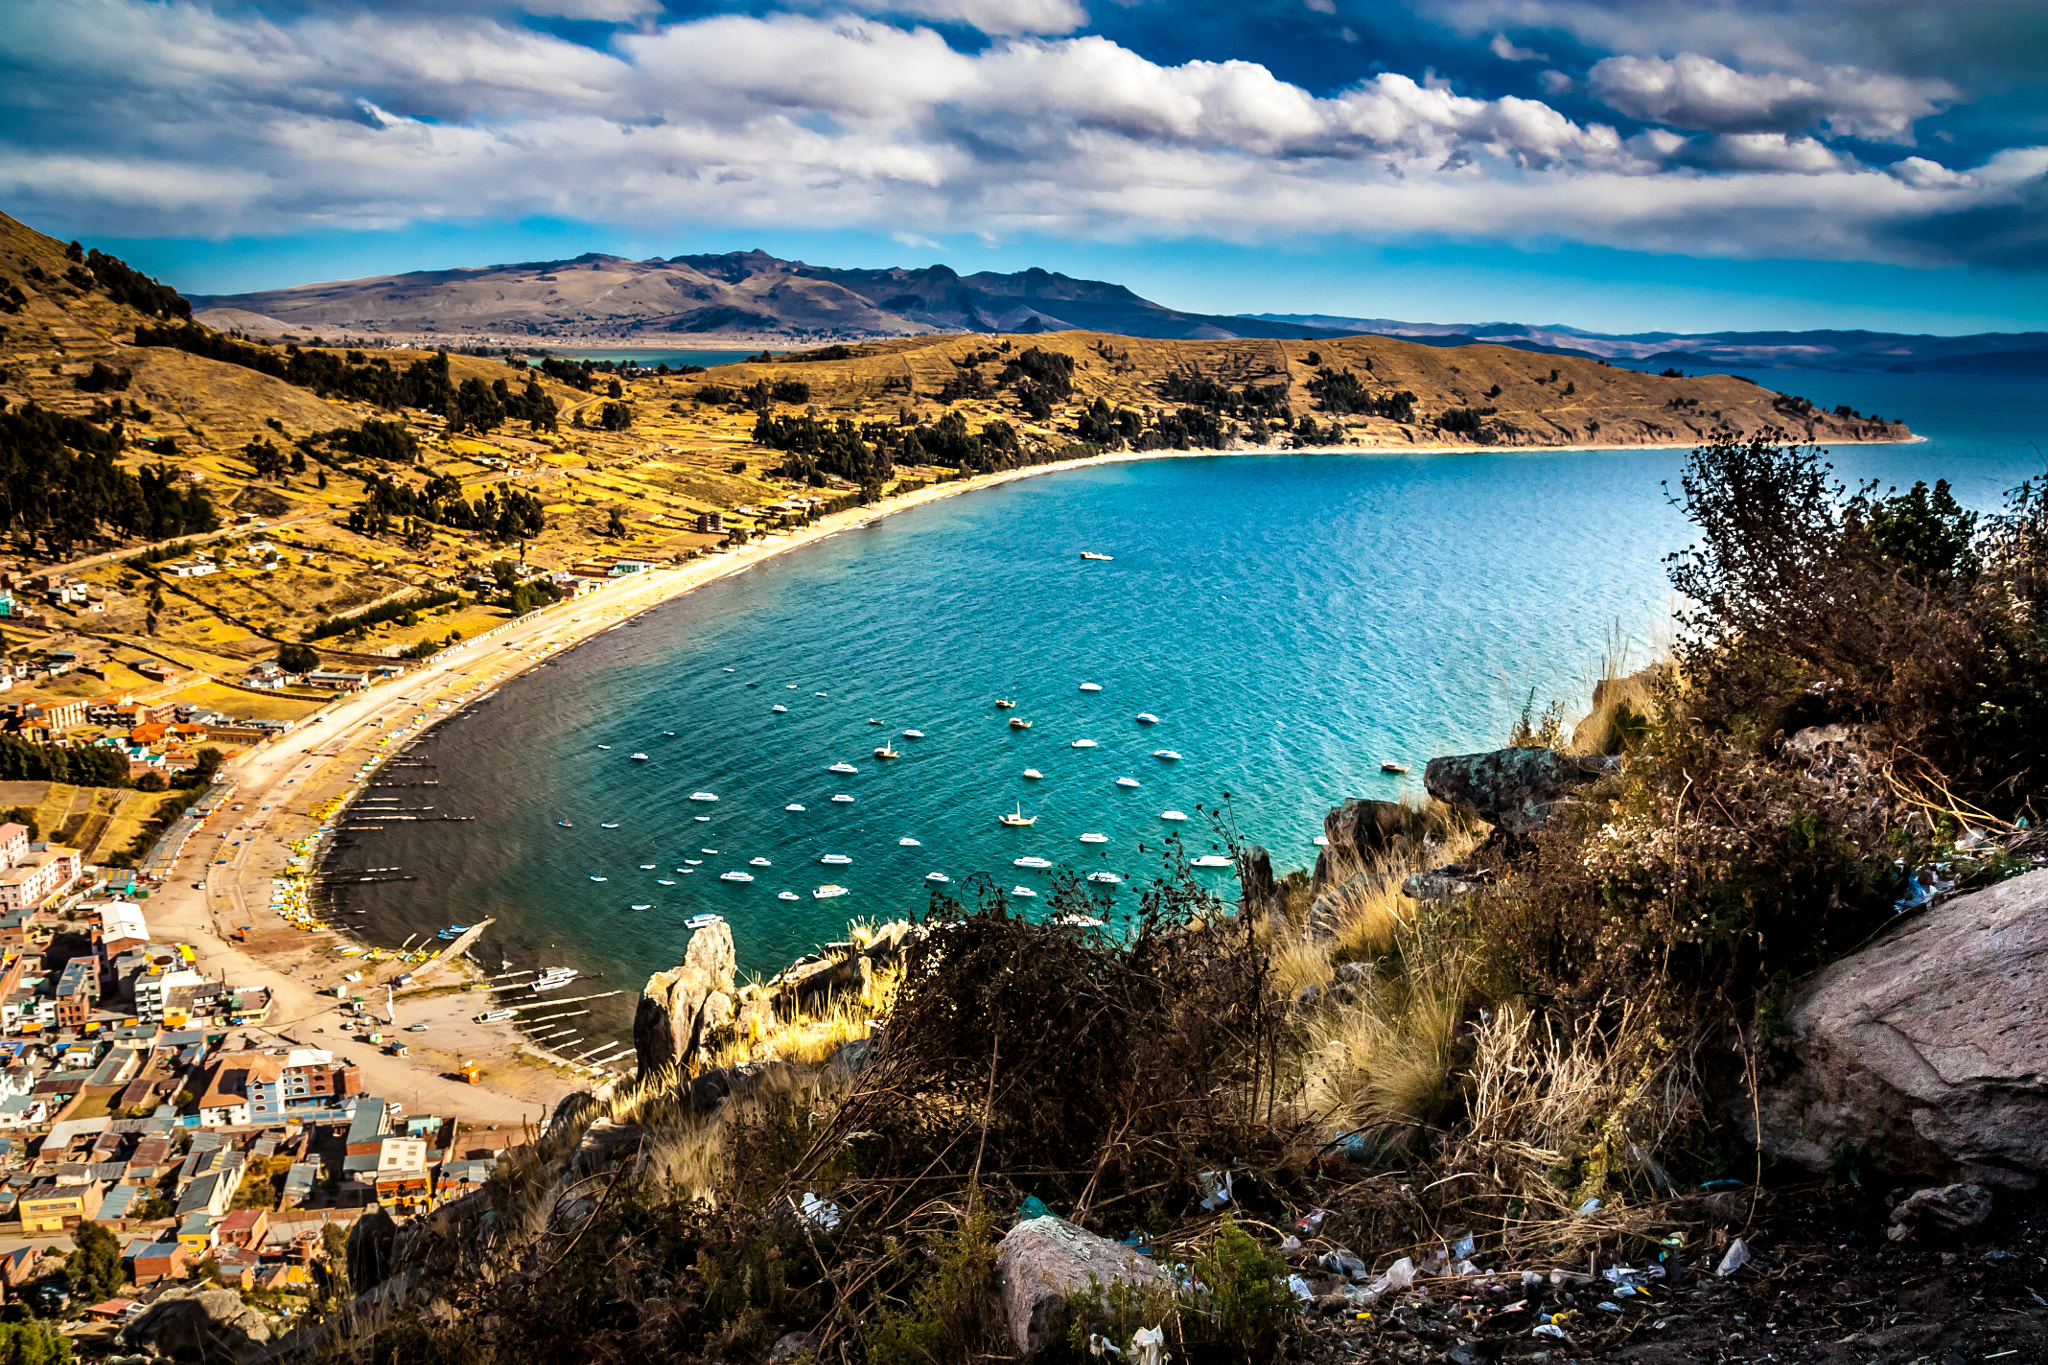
(277, 642), (319, 673)
(606, 506), (626, 538)
(0, 806), (36, 839)
(65, 1221), (122, 1302)
(188, 747), (226, 784)
(0, 1320), (71, 1364)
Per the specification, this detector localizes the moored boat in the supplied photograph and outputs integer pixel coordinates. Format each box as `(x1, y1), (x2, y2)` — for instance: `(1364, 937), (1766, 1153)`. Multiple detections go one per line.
(1014, 856), (1053, 869)
(778, 891), (799, 901)
(998, 803), (1037, 827)
(821, 853), (853, 865)
(1022, 768), (1043, 779)
(750, 856), (772, 866)
(1191, 854), (1233, 868)
(902, 729), (925, 739)
(1381, 760), (1409, 774)
(813, 884), (849, 899)
(1086, 871), (1123, 884)
(831, 794), (854, 803)
(1161, 810), (1188, 821)
(874, 744), (900, 759)
(1011, 885), (1038, 898)
(1135, 712), (1160, 724)
(1115, 777), (1140, 788)
(785, 803), (806, 811)
(829, 762), (858, 774)
(1079, 833), (1108, 844)
(1071, 738), (1097, 749)
(925, 872), (950, 883)
(719, 870), (755, 883)
(1153, 749), (1182, 761)
(1079, 682), (1102, 692)
(685, 913), (725, 929)
(689, 792), (719, 802)
(1009, 717), (1031, 729)
(630, 752), (649, 761)
(898, 837), (922, 846)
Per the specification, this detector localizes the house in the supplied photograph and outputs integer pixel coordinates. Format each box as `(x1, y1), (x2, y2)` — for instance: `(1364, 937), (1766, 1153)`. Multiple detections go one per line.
(18, 1177), (103, 1232)
(215, 1208), (268, 1249)
(0, 843), (84, 914)
(607, 559), (657, 576)
(694, 511), (724, 534)
(0, 1097), (46, 1129)
(434, 1158), (493, 1207)
(136, 967), (211, 1025)
(246, 1048), (359, 1123)
(304, 670), (368, 692)
(279, 1161), (318, 1209)
(175, 1209), (215, 1254)
(255, 1262), (311, 1291)
(128, 1240), (192, 1286)
(161, 561), (216, 578)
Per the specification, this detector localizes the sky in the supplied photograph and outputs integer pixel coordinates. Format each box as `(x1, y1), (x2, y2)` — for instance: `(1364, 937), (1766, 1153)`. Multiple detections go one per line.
(5, 0), (2048, 335)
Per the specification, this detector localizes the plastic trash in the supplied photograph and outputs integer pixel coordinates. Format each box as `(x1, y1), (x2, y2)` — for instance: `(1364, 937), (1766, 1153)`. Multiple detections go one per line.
(1597, 1301), (1622, 1313)
(1531, 1323), (1566, 1339)
(1017, 1195), (1052, 1222)
(1716, 1238), (1752, 1278)
(1700, 1179), (1746, 1191)
(1197, 1170), (1233, 1211)
(1295, 1209), (1328, 1233)
(1453, 1259), (1479, 1277)
(1358, 1255), (1417, 1301)
(1335, 1130), (1370, 1159)
(1320, 1249), (1368, 1279)
(1284, 1274), (1314, 1304)
(1577, 1197), (1602, 1215)
(1279, 1235), (1302, 1253)
(798, 1192), (842, 1231)
(1521, 1270), (1545, 1289)
(1129, 1326), (1167, 1365)
(1122, 1229), (1153, 1255)
(1451, 1233), (1476, 1260)
(1088, 1334), (1122, 1358)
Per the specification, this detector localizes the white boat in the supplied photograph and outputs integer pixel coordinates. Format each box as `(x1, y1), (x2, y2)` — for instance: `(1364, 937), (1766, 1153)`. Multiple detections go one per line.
(1153, 750), (1182, 761)
(1011, 885), (1038, 898)
(723, 667), (735, 673)
(630, 753), (649, 761)
(829, 762), (858, 774)
(701, 847), (719, 854)
(868, 718), (883, 726)
(1071, 739), (1098, 749)
(589, 875), (608, 882)
(680, 868), (694, 874)
(640, 863), (657, 870)
(694, 815), (711, 822)
(1115, 777), (1140, 788)
(1079, 833), (1108, 844)
(629, 903), (653, 911)
(557, 820), (573, 827)
(749, 856), (772, 866)
(1014, 856), (1053, 869)
(1079, 682), (1102, 692)
(600, 822), (619, 829)
(820, 853), (853, 865)
(1191, 855), (1233, 868)
(1087, 871), (1123, 884)
(785, 803), (806, 812)
(778, 891), (799, 902)
(1161, 810), (1188, 822)
(689, 792), (719, 802)
(786, 684), (798, 689)
(814, 691), (828, 697)
(657, 879), (677, 886)
(684, 859), (703, 866)
(1381, 761), (1409, 774)
(813, 884), (849, 900)
(685, 913), (724, 929)
(1079, 551), (1114, 561)
(902, 729), (924, 739)
(1313, 836), (1329, 846)
(1023, 768), (1043, 779)
(1009, 717), (1032, 730)
(719, 871), (755, 883)
(831, 794), (854, 803)
(1054, 914), (1106, 927)
(597, 744), (611, 750)
(772, 705), (788, 713)
(925, 872), (950, 883)
(898, 837), (921, 846)
(1135, 713), (1160, 724)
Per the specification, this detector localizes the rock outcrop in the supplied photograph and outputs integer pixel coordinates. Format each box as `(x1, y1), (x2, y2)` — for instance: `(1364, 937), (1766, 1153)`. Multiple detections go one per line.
(119, 1285), (271, 1360)
(1237, 845), (1279, 920)
(634, 920), (738, 1079)
(1746, 869), (2048, 1188)
(1312, 799), (1437, 894)
(995, 1216), (1166, 1354)
(1424, 747), (1619, 836)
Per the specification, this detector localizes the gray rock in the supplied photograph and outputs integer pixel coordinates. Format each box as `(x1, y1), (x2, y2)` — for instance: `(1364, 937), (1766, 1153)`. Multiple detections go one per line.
(1237, 845), (1280, 920)
(1888, 1183), (1993, 1241)
(120, 1284), (271, 1361)
(1335, 961), (1369, 984)
(1401, 863), (1492, 901)
(770, 1330), (815, 1364)
(995, 1216), (1165, 1354)
(1424, 747), (1619, 836)
(1293, 984), (1322, 1011)
(1313, 799), (1436, 894)
(1747, 869), (2048, 1188)
(634, 920), (738, 1079)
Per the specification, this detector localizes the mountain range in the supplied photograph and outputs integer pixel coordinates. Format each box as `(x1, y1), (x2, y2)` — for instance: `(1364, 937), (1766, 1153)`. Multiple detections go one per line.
(191, 250), (2048, 375)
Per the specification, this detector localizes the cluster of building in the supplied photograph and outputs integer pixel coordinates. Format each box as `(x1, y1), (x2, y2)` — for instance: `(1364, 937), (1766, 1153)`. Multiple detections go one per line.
(0, 697), (291, 774)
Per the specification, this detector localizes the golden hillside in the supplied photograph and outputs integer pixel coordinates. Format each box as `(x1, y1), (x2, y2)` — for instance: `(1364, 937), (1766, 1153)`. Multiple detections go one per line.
(0, 206), (1907, 725)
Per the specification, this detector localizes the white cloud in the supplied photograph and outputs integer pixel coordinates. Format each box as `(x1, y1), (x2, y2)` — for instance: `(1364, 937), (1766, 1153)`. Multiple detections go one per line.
(1489, 33), (1547, 62)
(860, 0), (1088, 36)
(0, 0), (2031, 269)
(1587, 52), (1953, 143)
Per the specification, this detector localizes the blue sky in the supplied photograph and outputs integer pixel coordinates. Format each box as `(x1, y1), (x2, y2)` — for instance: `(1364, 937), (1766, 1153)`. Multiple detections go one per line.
(7, 0), (2048, 335)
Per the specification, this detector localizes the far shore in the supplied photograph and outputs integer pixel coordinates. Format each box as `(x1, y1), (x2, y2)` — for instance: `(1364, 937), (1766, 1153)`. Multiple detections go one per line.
(158, 429), (1919, 1123)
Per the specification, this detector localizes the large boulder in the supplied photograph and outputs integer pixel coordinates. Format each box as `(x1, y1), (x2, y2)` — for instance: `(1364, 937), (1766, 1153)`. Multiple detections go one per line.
(635, 920), (738, 1079)
(1745, 869), (2048, 1189)
(1312, 799), (1436, 895)
(1423, 747), (1618, 836)
(995, 1216), (1165, 1354)
(1237, 845), (1280, 921)
(120, 1285), (271, 1361)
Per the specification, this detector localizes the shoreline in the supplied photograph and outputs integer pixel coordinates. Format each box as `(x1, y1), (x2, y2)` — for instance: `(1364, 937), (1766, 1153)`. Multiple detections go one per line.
(166, 431), (1918, 1120)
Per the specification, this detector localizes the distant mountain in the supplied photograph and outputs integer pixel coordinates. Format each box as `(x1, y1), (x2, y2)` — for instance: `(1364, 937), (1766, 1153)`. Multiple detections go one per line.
(189, 251), (1349, 344)
(1244, 314), (2048, 375)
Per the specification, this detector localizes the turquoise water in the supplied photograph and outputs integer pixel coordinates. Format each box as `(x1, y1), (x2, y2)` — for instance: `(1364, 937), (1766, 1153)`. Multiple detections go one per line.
(332, 376), (2046, 1026)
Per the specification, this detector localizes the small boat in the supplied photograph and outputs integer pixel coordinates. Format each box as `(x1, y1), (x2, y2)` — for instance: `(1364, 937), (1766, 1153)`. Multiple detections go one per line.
(589, 876), (608, 883)
(1079, 551), (1114, 561)
(680, 868), (694, 874)
(1079, 682), (1102, 692)
(925, 872), (950, 883)
(694, 815), (711, 822)
(813, 884), (849, 900)
(1054, 913), (1106, 927)
(999, 803), (1037, 828)
(1071, 739), (1097, 749)
(719, 871), (754, 883)
(701, 847), (719, 854)
(689, 792), (719, 802)
(1009, 718), (1031, 730)
(1115, 777), (1140, 788)
(868, 718), (883, 726)
(831, 794), (854, 803)
(685, 859), (703, 866)
(813, 691), (828, 697)
(772, 704), (788, 713)
(1087, 871), (1123, 884)
(829, 762), (858, 774)
(874, 745), (900, 759)
(658, 879), (677, 886)
(630, 752), (649, 762)
(1079, 833), (1108, 844)
(630, 903), (653, 910)
(1011, 885), (1038, 898)
(1153, 750), (1182, 761)
(785, 803), (806, 812)
(557, 820), (573, 828)
(1022, 768), (1043, 779)
(787, 684), (798, 689)
(899, 837), (922, 847)
(664, 731), (676, 737)
(1161, 810), (1188, 822)
(995, 699), (1016, 709)
(600, 822), (619, 829)
(1191, 855), (1233, 868)
(1135, 713), (1160, 725)
(1381, 761), (1409, 774)
(821, 853), (853, 865)
(475, 1008), (517, 1023)
(724, 667), (735, 673)
(902, 729), (924, 739)
(1014, 856), (1053, 869)
(749, 856), (772, 866)
(685, 913), (725, 929)
(778, 891), (799, 901)
(639, 863), (657, 870)
(597, 744), (611, 750)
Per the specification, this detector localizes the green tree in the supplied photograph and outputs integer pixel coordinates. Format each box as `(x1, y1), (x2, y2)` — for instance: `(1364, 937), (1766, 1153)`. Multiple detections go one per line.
(0, 806), (37, 839)
(277, 642), (319, 673)
(65, 1220), (122, 1301)
(0, 1320), (71, 1364)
